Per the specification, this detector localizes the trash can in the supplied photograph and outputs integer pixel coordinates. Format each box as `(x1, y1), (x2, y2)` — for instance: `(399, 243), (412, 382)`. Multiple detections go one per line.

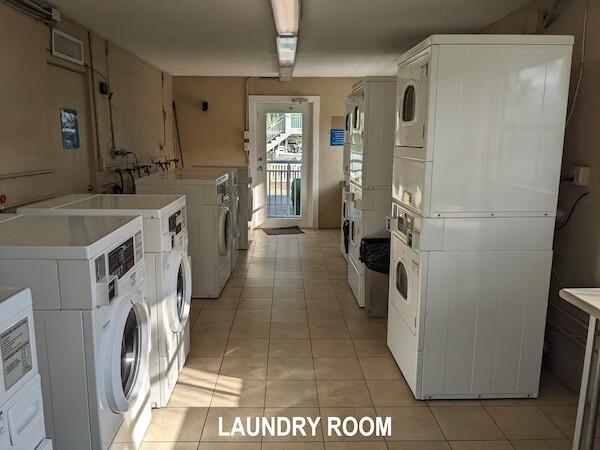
(359, 238), (390, 318)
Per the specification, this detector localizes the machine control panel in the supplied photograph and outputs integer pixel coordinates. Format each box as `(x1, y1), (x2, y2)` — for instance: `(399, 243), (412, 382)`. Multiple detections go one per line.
(108, 237), (135, 279)
(168, 208), (185, 235)
(1, 318), (32, 391)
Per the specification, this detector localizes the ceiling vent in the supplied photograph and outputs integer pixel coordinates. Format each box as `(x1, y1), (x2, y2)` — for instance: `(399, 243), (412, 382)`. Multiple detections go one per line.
(1, 0), (60, 22)
(52, 29), (84, 65)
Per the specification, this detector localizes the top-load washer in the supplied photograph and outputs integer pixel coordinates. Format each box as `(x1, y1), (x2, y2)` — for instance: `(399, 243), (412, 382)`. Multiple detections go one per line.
(137, 170), (233, 298)
(18, 194), (192, 409)
(0, 214), (151, 449)
(0, 287), (52, 450)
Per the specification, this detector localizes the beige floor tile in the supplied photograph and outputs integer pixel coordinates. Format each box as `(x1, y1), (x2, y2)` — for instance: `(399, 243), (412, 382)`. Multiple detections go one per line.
(309, 322), (350, 339)
(386, 442), (451, 450)
(225, 278), (246, 288)
(431, 406), (504, 440)
(539, 404), (577, 437)
(316, 380), (373, 407)
(192, 321), (232, 337)
(229, 321), (271, 339)
(139, 443), (200, 450)
(301, 271), (331, 280)
(303, 279), (334, 289)
(243, 278), (274, 288)
(272, 309), (309, 323)
(324, 443), (386, 450)
(241, 287), (274, 298)
(366, 380), (422, 406)
(202, 298), (239, 310)
(311, 339), (356, 357)
(219, 357), (268, 380)
(189, 337), (228, 357)
(201, 407), (264, 442)
(511, 439), (571, 449)
(346, 321), (386, 339)
(274, 278), (304, 288)
(314, 357), (363, 380)
(262, 407), (323, 442)
(235, 308), (272, 322)
(271, 322), (310, 338)
(225, 339), (270, 357)
(267, 357), (315, 380)
(272, 298), (307, 310)
(352, 339), (390, 357)
(273, 287), (305, 298)
(307, 309), (344, 322)
(359, 357), (402, 380)
(263, 443), (324, 450)
(269, 339), (312, 357)
(180, 357), (222, 380)
(320, 407), (383, 442)
(449, 442), (513, 450)
(210, 377), (266, 407)
(535, 373), (578, 406)
(485, 405), (564, 439)
(265, 380), (318, 407)
(168, 379), (215, 407)
(197, 309), (236, 323)
(237, 298), (273, 309)
(198, 443), (261, 450)
(275, 271), (304, 280)
(306, 299), (342, 311)
(220, 287), (242, 299)
(145, 407), (208, 442)
(375, 406), (445, 441)
(304, 288), (337, 300)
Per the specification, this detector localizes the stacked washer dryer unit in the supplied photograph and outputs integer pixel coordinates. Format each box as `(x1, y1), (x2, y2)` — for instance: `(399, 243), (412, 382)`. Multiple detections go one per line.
(0, 287), (52, 450)
(387, 35), (573, 400)
(137, 170), (233, 298)
(340, 96), (352, 262)
(346, 77), (396, 307)
(18, 194), (192, 409)
(0, 215), (151, 449)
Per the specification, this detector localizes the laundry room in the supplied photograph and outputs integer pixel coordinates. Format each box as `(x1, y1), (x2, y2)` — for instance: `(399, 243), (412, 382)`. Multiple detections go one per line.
(0, 0), (598, 449)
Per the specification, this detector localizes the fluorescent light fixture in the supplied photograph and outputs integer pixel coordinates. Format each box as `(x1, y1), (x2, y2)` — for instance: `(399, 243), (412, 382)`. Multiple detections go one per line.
(276, 35), (297, 67)
(279, 65), (293, 82)
(270, 0), (300, 35)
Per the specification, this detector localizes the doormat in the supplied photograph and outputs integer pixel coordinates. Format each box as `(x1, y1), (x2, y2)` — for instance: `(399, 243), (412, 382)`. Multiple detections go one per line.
(262, 226), (304, 235)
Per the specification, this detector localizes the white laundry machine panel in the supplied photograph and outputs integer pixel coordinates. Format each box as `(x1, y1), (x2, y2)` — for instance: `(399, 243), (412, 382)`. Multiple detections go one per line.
(343, 96), (352, 181)
(18, 194), (192, 408)
(0, 215), (151, 449)
(0, 288), (51, 450)
(137, 171), (232, 298)
(348, 78), (396, 190)
(340, 182), (350, 262)
(387, 205), (555, 399)
(393, 35), (573, 218)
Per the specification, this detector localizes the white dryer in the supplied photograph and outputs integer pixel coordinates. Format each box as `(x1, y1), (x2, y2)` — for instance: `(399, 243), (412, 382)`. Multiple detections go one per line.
(0, 215), (151, 449)
(18, 194), (192, 409)
(0, 287), (52, 450)
(137, 170), (233, 298)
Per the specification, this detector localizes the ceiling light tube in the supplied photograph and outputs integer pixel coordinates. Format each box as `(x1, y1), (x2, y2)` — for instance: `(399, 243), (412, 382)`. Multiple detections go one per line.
(271, 0), (300, 35)
(276, 35), (297, 67)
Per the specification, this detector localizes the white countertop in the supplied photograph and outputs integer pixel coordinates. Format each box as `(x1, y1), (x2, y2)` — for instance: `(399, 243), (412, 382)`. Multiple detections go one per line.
(559, 288), (600, 318)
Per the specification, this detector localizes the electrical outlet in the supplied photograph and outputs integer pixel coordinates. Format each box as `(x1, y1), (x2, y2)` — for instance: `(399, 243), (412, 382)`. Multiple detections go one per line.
(573, 166), (591, 186)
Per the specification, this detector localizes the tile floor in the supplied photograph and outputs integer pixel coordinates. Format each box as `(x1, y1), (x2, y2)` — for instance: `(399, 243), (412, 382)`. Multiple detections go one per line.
(124, 229), (583, 449)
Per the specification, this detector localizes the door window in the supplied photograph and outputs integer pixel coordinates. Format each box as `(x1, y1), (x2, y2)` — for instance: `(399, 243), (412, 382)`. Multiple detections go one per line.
(396, 261), (408, 300)
(176, 264), (185, 321)
(121, 308), (141, 399)
(353, 105), (360, 130)
(402, 85), (416, 122)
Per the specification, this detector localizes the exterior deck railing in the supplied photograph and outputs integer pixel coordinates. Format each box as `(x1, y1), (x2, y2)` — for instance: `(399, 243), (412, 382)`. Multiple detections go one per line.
(267, 161), (302, 218)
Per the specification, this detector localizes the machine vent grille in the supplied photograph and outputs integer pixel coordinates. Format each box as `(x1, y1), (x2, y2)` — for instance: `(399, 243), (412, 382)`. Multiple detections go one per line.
(52, 29), (84, 65)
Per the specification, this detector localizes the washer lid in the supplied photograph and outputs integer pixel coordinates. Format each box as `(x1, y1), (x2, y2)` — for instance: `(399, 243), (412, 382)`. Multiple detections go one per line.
(0, 215), (142, 260)
(136, 170), (229, 186)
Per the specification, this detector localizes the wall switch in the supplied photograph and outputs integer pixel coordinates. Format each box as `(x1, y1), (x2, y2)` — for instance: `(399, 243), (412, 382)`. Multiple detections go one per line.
(573, 166), (591, 186)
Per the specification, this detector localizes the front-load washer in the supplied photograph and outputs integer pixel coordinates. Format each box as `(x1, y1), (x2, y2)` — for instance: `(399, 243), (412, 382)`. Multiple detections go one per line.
(387, 203), (555, 399)
(137, 170), (232, 298)
(189, 166), (253, 251)
(0, 287), (52, 450)
(0, 215), (151, 449)
(18, 194), (192, 409)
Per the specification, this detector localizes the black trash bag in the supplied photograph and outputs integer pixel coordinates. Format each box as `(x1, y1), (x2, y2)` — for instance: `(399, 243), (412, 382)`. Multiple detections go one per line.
(343, 220), (350, 253)
(359, 238), (390, 274)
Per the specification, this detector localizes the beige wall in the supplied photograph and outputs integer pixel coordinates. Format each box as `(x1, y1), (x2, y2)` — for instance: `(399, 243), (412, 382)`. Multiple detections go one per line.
(0, 2), (175, 208)
(485, 0), (598, 389)
(173, 76), (357, 228)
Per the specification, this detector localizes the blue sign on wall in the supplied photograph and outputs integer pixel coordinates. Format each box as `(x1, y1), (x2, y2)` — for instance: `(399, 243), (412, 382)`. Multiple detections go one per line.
(330, 128), (344, 146)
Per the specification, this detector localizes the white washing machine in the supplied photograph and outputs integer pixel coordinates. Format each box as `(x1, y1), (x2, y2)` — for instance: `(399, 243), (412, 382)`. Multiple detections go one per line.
(387, 204), (555, 399)
(190, 166), (253, 251)
(18, 194), (192, 409)
(0, 215), (151, 449)
(0, 287), (52, 450)
(137, 171), (232, 298)
(340, 181), (350, 262)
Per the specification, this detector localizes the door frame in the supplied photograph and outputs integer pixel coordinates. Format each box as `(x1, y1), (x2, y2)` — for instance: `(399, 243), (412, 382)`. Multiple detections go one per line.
(249, 95), (320, 229)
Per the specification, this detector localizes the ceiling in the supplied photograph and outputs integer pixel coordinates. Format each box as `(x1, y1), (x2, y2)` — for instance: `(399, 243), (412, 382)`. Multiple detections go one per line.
(50, 0), (532, 77)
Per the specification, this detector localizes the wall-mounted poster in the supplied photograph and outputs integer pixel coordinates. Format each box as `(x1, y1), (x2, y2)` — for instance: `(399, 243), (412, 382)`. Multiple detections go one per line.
(60, 107), (80, 149)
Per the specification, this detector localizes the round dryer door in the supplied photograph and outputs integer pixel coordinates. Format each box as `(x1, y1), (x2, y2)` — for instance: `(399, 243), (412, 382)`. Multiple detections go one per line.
(217, 206), (232, 256)
(103, 294), (150, 413)
(232, 194), (240, 239)
(247, 186), (254, 222)
(165, 249), (192, 333)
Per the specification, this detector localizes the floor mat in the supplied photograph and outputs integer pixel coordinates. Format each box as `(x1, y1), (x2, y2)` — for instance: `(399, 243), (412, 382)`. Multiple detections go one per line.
(262, 226), (304, 235)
